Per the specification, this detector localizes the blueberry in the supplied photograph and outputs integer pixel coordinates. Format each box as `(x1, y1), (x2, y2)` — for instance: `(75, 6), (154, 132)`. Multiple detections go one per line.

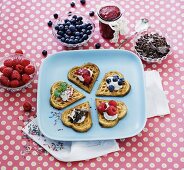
(59, 25), (64, 31)
(70, 18), (76, 24)
(69, 25), (76, 32)
(81, 29), (86, 33)
(89, 11), (95, 16)
(57, 31), (64, 35)
(78, 39), (83, 43)
(69, 39), (74, 44)
(70, 36), (75, 39)
(65, 38), (69, 43)
(112, 76), (118, 82)
(70, 2), (75, 7)
(75, 36), (80, 39)
(86, 30), (91, 35)
(76, 25), (80, 30)
(61, 37), (65, 42)
(74, 39), (79, 44)
(66, 21), (71, 26)
(47, 21), (52, 27)
(75, 32), (80, 36)
(42, 50), (47, 56)
(77, 16), (83, 21)
(57, 35), (62, 39)
(95, 43), (101, 49)
(118, 78), (125, 85)
(106, 78), (111, 84)
(83, 34), (88, 40)
(55, 25), (59, 30)
(53, 13), (58, 19)
(66, 29), (72, 35)
(64, 25), (69, 30)
(80, 0), (86, 5)
(108, 85), (115, 92)
(87, 25), (93, 30)
(72, 15), (77, 19)
(64, 19), (69, 23)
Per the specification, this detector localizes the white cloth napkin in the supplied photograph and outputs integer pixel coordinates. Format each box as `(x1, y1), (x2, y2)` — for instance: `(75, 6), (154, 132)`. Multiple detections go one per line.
(22, 70), (170, 162)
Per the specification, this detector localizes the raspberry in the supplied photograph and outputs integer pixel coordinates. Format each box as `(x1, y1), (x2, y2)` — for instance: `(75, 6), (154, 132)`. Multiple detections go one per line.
(24, 65), (35, 75)
(83, 75), (91, 85)
(20, 59), (30, 67)
(107, 106), (117, 116)
(10, 80), (19, 87)
(4, 59), (13, 67)
(22, 74), (30, 83)
(15, 49), (23, 54)
(97, 102), (107, 113)
(0, 75), (10, 86)
(15, 64), (24, 73)
(11, 70), (21, 80)
(23, 102), (32, 112)
(19, 80), (25, 86)
(109, 100), (117, 107)
(12, 58), (21, 67)
(2, 67), (13, 77)
(0, 66), (6, 73)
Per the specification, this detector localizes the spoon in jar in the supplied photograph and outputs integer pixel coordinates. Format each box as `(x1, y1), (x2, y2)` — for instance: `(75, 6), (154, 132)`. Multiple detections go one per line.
(118, 18), (149, 49)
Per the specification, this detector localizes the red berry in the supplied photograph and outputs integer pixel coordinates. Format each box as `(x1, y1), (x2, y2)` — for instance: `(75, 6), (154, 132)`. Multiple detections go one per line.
(0, 75), (10, 86)
(82, 68), (90, 76)
(107, 106), (117, 116)
(10, 80), (19, 87)
(20, 59), (30, 67)
(108, 100), (117, 107)
(2, 67), (13, 77)
(23, 102), (32, 112)
(12, 58), (21, 67)
(19, 80), (25, 86)
(24, 65), (35, 75)
(15, 49), (23, 55)
(11, 70), (21, 80)
(83, 75), (91, 85)
(22, 74), (30, 83)
(4, 59), (13, 67)
(15, 64), (24, 73)
(0, 66), (6, 73)
(97, 102), (107, 113)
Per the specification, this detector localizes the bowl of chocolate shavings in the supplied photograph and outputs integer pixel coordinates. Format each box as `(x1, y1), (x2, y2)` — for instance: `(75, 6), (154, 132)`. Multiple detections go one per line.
(134, 29), (171, 63)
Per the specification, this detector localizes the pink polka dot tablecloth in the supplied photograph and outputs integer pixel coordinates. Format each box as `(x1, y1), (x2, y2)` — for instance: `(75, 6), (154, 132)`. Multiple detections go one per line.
(0, 0), (184, 169)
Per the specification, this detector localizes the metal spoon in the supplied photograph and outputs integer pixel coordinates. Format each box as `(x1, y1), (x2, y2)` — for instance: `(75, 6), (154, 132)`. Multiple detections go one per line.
(118, 18), (149, 49)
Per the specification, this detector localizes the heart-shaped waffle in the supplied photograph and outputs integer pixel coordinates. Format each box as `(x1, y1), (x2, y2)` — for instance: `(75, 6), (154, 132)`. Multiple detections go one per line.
(68, 63), (100, 93)
(96, 71), (131, 96)
(61, 101), (92, 132)
(50, 81), (85, 110)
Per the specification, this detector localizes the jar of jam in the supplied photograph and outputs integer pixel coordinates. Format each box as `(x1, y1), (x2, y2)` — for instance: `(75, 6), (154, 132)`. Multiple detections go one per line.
(97, 3), (128, 42)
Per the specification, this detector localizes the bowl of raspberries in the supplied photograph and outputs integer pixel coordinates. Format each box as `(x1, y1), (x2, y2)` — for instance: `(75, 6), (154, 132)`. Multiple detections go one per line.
(0, 52), (36, 92)
(52, 13), (95, 47)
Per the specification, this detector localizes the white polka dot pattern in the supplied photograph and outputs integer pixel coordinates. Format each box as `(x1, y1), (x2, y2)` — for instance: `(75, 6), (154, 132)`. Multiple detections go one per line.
(0, 0), (184, 169)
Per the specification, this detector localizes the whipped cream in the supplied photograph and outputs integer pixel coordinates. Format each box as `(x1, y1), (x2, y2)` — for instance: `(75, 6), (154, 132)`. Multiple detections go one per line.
(69, 109), (86, 123)
(103, 102), (118, 121)
(106, 76), (123, 90)
(60, 87), (73, 102)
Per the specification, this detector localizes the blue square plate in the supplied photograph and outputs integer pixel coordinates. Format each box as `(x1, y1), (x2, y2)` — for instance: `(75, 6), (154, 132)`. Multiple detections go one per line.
(37, 49), (146, 141)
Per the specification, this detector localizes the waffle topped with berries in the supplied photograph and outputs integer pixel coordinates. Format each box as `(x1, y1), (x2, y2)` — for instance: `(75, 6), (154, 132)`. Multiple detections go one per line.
(96, 98), (127, 128)
(96, 71), (131, 96)
(67, 63), (100, 93)
(50, 81), (85, 110)
(61, 101), (92, 132)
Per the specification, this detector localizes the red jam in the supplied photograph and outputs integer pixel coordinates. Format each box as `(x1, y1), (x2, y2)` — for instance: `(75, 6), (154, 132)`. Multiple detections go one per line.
(98, 6), (121, 39)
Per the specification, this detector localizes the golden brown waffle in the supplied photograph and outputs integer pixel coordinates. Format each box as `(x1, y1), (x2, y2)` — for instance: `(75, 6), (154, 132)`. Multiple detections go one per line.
(61, 101), (92, 132)
(96, 71), (131, 97)
(68, 63), (100, 93)
(95, 98), (127, 128)
(50, 81), (85, 110)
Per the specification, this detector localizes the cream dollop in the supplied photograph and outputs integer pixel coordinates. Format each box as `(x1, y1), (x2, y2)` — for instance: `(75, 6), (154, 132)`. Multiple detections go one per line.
(60, 87), (73, 101)
(69, 109), (86, 123)
(103, 102), (118, 121)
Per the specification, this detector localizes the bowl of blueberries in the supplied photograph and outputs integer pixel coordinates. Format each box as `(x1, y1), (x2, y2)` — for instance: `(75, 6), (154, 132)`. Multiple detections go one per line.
(52, 13), (95, 47)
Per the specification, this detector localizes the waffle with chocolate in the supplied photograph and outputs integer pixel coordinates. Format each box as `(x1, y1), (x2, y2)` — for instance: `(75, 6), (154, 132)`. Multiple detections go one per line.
(61, 101), (92, 132)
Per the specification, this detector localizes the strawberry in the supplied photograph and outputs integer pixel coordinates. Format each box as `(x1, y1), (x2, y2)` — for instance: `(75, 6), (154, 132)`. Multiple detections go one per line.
(12, 58), (21, 67)
(20, 59), (30, 67)
(0, 66), (6, 73)
(108, 100), (117, 107)
(15, 49), (23, 55)
(11, 70), (21, 80)
(22, 74), (30, 83)
(2, 67), (13, 77)
(4, 59), (13, 67)
(83, 74), (91, 85)
(107, 106), (117, 116)
(15, 64), (24, 73)
(0, 75), (10, 86)
(23, 102), (32, 112)
(10, 80), (19, 87)
(97, 102), (107, 113)
(24, 65), (35, 75)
